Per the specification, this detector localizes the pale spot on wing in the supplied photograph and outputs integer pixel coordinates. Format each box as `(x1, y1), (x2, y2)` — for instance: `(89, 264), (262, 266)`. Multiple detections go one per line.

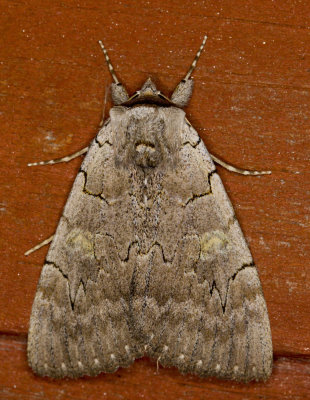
(66, 228), (94, 255)
(200, 230), (228, 260)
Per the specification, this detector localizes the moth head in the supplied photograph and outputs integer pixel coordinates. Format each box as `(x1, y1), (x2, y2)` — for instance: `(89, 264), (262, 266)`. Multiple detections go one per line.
(99, 36), (207, 108)
(120, 78), (174, 107)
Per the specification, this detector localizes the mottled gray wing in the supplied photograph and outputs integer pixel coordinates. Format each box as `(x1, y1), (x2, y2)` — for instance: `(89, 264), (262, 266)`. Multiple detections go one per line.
(128, 111), (273, 382)
(28, 105), (272, 382)
(27, 120), (144, 378)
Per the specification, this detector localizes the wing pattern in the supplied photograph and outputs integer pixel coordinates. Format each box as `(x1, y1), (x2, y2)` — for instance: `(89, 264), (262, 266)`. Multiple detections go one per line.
(28, 106), (272, 381)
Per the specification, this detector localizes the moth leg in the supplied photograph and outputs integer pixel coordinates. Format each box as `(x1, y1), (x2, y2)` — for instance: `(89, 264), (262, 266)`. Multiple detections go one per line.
(98, 40), (129, 105)
(28, 147), (88, 167)
(171, 36), (207, 107)
(99, 84), (110, 127)
(25, 234), (54, 256)
(210, 153), (271, 175)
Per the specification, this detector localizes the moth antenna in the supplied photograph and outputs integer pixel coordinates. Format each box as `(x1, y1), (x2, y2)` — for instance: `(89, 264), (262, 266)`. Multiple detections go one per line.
(171, 36), (208, 107)
(98, 40), (120, 84)
(184, 35), (207, 81)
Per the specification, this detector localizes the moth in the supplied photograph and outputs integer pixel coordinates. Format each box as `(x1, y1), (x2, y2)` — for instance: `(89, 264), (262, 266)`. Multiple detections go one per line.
(27, 37), (273, 382)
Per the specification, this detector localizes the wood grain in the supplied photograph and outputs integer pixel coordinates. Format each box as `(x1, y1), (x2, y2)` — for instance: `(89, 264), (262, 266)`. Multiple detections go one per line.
(0, 0), (309, 398)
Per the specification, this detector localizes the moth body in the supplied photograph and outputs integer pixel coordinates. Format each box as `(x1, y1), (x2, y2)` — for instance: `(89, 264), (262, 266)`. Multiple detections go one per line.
(27, 38), (272, 382)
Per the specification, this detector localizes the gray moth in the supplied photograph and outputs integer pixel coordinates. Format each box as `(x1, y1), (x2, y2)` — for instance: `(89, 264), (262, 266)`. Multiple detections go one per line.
(27, 36), (273, 382)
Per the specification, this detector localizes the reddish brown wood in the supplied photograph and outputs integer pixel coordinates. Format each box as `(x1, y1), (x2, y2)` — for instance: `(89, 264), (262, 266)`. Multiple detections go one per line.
(1, 0), (309, 398)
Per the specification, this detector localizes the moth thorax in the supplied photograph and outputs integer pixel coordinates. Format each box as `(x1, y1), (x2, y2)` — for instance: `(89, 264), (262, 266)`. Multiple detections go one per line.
(126, 109), (165, 168)
(134, 141), (159, 168)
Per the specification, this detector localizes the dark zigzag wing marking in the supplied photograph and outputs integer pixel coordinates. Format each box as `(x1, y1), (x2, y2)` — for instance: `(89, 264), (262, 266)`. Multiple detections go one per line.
(27, 120), (141, 378)
(140, 117), (272, 382)
(28, 106), (272, 382)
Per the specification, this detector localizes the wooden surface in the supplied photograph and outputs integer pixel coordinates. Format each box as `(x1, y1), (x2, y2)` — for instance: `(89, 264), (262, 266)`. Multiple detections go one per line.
(1, 0), (309, 398)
